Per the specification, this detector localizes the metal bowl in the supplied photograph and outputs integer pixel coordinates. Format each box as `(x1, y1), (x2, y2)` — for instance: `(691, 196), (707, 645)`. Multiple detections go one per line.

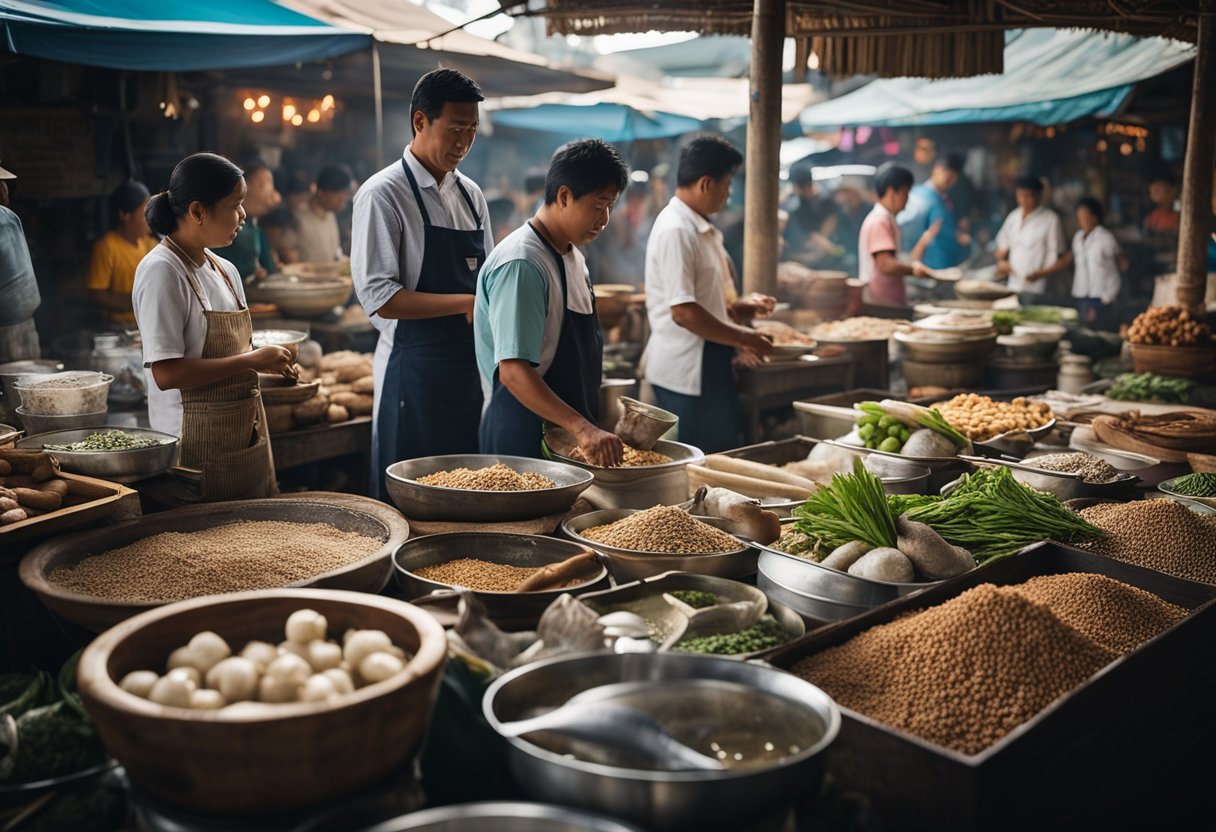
(893, 330), (997, 363)
(754, 543), (942, 614)
(362, 802), (644, 832)
(14, 406), (108, 435)
(562, 509), (756, 582)
(251, 328), (309, 347)
(964, 454), (1139, 501)
(545, 430), (706, 510)
(18, 427), (177, 482)
(546, 431), (705, 483)
(482, 651), (839, 831)
(393, 532), (610, 630)
(385, 455), (594, 522)
(247, 276), (352, 317)
(1158, 477), (1216, 512)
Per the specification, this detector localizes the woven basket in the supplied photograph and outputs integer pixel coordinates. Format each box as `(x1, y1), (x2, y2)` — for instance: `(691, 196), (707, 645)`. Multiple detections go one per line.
(1128, 343), (1216, 380)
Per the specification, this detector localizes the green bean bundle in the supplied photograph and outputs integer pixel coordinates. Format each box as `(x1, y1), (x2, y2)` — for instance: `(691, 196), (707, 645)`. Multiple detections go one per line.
(1169, 473), (1216, 498)
(898, 467), (1104, 562)
(792, 459), (897, 553)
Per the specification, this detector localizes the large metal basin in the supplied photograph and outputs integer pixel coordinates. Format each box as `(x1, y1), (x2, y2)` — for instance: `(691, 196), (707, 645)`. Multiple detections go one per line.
(755, 545), (941, 613)
(563, 509), (756, 582)
(483, 651), (839, 831)
(363, 802), (643, 832)
(545, 428), (704, 510)
(18, 427), (177, 482)
(385, 455), (593, 522)
(393, 532), (610, 630)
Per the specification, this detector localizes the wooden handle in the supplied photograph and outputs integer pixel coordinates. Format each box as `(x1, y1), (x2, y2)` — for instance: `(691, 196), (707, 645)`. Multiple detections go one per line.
(514, 549), (601, 593)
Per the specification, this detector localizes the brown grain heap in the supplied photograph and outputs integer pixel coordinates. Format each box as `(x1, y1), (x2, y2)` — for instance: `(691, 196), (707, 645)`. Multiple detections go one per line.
(415, 558), (539, 592)
(571, 445), (673, 467)
(48, 521), (382, 602)
(581, 505), (740, 554)
(416, 463), (555, 491)
(1075, 499), (1216, 584)
(793, 574), (1185, 755)
(1126, 305), (1211, 346)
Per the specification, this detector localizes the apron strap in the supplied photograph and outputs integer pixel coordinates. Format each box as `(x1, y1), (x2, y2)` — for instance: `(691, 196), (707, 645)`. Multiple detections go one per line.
(454, 177), (483, 228)
(204, 253), (246, 310)
(401, 157), (433, 228)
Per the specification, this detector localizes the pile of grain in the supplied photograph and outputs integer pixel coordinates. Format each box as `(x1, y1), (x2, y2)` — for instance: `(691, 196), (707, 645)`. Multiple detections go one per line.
(416, 463), (555, 491)
(793, 574), (1185, 755)
(1024, 452), (1120, 484)
(1075, 499), (1216, 584)
(415, 558), (539, 592)
(581, 505), (740, 554)
(571, 445), (673, 467)
(48, 521), (382, 602)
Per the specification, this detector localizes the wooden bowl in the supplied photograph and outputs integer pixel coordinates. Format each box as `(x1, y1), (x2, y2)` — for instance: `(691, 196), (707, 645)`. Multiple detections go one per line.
(77, 588), (446, 815)
(19, 493), (408, 632)
(1129, 342), (1216, 380)
(259, 377), (321, 405)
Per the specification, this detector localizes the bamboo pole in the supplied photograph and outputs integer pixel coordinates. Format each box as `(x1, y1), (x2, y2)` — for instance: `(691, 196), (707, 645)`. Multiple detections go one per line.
(1176, 9), (1215, 312)
(372, 42), (385, 170)
(743, 0), (785, 297)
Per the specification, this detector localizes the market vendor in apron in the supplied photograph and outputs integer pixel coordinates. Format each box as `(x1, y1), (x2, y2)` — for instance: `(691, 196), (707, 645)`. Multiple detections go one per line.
(643, 135), (776, 454)
(352, 68), (494, 500)
(132, 153), (295, 500)
(475, 139), (628, 466)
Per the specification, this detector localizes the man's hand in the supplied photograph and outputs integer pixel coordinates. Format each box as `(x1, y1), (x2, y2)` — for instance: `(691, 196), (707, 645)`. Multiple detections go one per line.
(995, 259), (1012, 277)
(912, 261), (931, 278)
(574, 422), (625, 467)
(735, 348), (766, 368)
(730, 293), (777, 322)
(738, 328), (774, 358)
(1025, 270), (1044, 284)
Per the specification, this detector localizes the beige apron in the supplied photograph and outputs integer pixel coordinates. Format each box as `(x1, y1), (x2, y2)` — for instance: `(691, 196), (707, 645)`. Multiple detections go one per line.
(175, 254), (277, 501)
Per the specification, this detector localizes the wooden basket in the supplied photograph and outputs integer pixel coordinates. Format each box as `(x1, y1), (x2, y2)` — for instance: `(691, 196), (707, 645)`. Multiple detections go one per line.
(1129, 342), (1216, 380)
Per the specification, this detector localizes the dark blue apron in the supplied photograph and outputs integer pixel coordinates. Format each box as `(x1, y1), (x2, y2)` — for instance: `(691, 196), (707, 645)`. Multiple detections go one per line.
(479, 223), (602, 458)
(651, 340), (740, 454)
(374, 160), (486, 498)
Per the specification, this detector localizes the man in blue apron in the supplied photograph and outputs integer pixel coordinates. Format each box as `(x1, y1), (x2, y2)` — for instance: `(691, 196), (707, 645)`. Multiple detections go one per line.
(643, 135), (775, 453)
(352, 69), (493, 499)
(474, 139), (629, 467)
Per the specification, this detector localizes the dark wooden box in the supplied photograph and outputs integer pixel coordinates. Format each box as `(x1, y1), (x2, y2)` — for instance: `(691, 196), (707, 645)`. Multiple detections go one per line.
(765, 543), (1216, 830)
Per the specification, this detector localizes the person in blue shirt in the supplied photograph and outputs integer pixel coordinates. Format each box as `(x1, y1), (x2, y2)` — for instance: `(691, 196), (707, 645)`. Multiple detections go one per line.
(899, 154), (970, 270)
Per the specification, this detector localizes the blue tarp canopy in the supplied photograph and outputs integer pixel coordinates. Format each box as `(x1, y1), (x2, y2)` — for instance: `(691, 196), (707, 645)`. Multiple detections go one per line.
(800, 29), (1195, 130)
(490, 102), (704, 142)
(0, 0), (370, 71)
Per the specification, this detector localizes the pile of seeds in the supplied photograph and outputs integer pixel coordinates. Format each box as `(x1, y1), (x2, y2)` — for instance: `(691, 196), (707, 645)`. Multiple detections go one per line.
(1075, 499), (1216, 584)
(793, 574), (1185, 755)
(415, 558), (540, 592)
(416, 464), (555, 491)
(571, 445), (673, 467)
(674, 618), (789, 655)
(581, 505), (740, 554)
(48, 521), (382, 602)
(1024, 452), (1121, 484)
(45, 430), (163, 452)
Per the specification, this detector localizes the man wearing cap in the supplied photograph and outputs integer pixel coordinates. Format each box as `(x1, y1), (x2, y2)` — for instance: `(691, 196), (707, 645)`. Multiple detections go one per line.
(0, 162), (42, 363)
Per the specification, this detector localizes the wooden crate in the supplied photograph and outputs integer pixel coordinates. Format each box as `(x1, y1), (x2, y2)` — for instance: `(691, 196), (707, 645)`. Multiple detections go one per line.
(765, 544), (1216, 830)
(1, 471), (140, 554)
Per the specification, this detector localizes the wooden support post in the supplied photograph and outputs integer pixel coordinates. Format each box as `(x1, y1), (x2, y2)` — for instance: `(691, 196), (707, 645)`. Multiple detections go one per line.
(743, 0), (785, 297)
(1175, 10), (1215, 312)
(793, 38), (810, 84)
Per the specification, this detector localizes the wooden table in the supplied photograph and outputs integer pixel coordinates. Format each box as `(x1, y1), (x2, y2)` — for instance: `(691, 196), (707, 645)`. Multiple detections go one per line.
(272, 416), (373, 495)
(736, 355), (855, 443)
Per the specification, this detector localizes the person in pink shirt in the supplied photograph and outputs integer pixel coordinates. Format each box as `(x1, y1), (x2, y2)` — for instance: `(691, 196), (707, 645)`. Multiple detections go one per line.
(858, 164), (941, 307)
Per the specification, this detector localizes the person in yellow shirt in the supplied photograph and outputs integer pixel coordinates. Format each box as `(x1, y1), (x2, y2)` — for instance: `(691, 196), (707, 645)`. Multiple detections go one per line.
(86, 181), (156, 325)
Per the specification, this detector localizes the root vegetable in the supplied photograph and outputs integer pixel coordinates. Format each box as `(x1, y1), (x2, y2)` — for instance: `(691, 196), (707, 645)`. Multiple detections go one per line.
(285, 609), (327, 644)
(12, 488), (61, 512)
(119, 670), (159, 698)
(187, 631), (232, 674)
(848, 548), (915, 583)
(703, 455), (820, 490)
(191, 689), (227, 710)
(1, 508), (26, 525)
(896, 517), (976, 579)
(330, 392), (374, 417)
(352, 376), (374, 394)
(358, 652), (404, 685)
(306, 640), (343, 672)
(0, 460), (9, 476)
(326, 404), (350, 423)
(901, 429), (958, 458)
(30, 460), (56, 482)
(821, 540), (870, 571)
(343, 630), (392, 670)
(31, 478), (68, 496)
(149, 673), (195, 707)
(688, 487), (782, 544)
(205, 657), (259, 703)
(687, 464), (814, 501)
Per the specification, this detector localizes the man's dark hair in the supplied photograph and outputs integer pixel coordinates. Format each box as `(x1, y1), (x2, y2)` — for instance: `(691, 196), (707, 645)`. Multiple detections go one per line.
(677, 135), (743, 187)
(524, 169), (546, 194)
(317, 164), (353, 193)
(410, 68), (484, 135)
(874, 163), (914, 197)
(544, 139), (629, 205)
(791, 166), (814, 187)
(936, 153), (964, 174)
(1014, 175), (1044, 194)
(1076, 196), (1104, 224)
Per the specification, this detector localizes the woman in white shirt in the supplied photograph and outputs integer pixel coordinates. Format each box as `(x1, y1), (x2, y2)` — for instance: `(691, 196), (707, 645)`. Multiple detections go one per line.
(1036, 197), (1127, 328)
(133, 153), (295, 500)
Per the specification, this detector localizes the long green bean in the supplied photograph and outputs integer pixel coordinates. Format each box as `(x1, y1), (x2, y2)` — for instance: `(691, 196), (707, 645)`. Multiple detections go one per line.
(792, 459), (896, 552)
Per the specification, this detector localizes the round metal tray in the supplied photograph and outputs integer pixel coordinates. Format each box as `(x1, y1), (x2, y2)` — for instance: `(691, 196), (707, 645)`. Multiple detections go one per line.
(753, 542), (942, 610)
(18, 427), (178, 482)
(385, 455), (593, 522)
(363, 802), (644, 832)
(544, 429), (705, 483)
(562, 509), (756, 582)
(1158, 477), (1216, 513)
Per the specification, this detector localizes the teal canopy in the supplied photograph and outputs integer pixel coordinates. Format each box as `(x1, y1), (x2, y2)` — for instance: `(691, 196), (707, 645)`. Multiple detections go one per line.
(490, 102), (705, 142)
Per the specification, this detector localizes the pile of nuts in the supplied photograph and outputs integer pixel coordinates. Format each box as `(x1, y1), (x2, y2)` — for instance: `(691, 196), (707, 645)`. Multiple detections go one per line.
(1023, 452), (1121, 484)
(936, 394), (1054, 442)
(571, 445), (673, 467)
(415, 558), (540, 592)
(793, 573), (1185, 755)
(581, 505), (740, 554)
(48, 521), (382, 601)
(1075, 499), (1216, 584)
(416, 463), (555, 491)
(1126, 305), (1212, 347)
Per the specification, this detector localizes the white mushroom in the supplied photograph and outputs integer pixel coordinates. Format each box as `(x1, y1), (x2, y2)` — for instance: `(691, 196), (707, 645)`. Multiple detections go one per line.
(357, 652), (405, 686)
(149, 673), (195, 708)
(299, 674), (338, 703)
(205, 657), (260, 703)
(167, 666), (201, 689)
(190, 689), (227, 710)
(285, 609), (328, 645)
(239, 640), (278, 671)
(306, 640), (343, 672)
(186, 631), (232, 675)
(118, 670), (160, 699)
(322, 668), (355, 695)
(343, 630), (392, 671)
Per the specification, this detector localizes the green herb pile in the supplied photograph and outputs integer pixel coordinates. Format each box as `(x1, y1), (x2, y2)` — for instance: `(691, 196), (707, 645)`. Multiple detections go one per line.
(45, 430), (162, 452)
(1169, 473), (1216, 498)
(792, 459), (896, 554)
(669, 590), (718, 609)
(673, 618), (789, 655)
(0, 652), (107, 785)
(1106, 373), (1195, 404)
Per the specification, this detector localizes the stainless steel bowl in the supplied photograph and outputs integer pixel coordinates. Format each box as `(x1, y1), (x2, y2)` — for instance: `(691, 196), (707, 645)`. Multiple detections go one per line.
(18, 427), (177, 482)
(754, 545), (942, 611)
(393, 532), (610, 630)
(545, 428), (705, 510)
(1157, 477), (1216, 512)
(14, 406), (108, 436)
(482, 651), (840, 831)
(562, 509), (756, 582)
(361, 802), (644, 832)
(963, 454), (1138, 501)
(385, 455), (594, 522)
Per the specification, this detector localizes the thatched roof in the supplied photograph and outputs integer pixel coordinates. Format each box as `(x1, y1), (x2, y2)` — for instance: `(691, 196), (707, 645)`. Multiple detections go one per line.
(535, 0), (1202, 77)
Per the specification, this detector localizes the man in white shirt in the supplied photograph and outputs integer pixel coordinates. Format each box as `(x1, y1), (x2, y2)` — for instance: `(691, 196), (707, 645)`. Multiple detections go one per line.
(995, 176), (1065, 303)
(293, 165), (351, 263)
(1034, 197), (1127, 328)
(644, 135), (774, 453)
(351, 69), (493, 499)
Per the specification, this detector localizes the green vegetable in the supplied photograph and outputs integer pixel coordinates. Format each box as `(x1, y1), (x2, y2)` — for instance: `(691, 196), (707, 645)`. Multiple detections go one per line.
(878, 436), (902, 452)
(858, 423), (876, 440)
(793, 459), (897, 551)
(673, 618), (789, 655)
(0, 671), (49, 719)
(669, 590), (718, 609)
(1106, 373), (1195, 404)
(856, 400), (971, 454)
(895, 467), (1104, 562)
(1170, 473), (1216, 498)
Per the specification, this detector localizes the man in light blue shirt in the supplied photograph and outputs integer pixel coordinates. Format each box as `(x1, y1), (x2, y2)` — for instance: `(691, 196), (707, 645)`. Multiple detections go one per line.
(0, 161), (42, 362)
(899, 154), (968, 270)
